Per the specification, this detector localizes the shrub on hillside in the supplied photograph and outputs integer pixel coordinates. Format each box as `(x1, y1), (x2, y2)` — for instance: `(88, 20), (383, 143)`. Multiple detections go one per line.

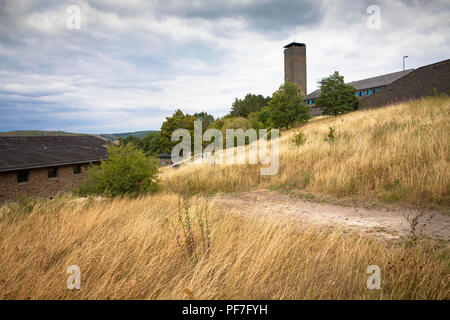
(292, 131), (307, 146)
(76, 144), (159, 197)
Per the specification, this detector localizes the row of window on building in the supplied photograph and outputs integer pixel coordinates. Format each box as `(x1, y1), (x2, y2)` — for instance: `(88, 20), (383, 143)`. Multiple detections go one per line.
(305, 87), (381, 105)
(16, 164), (82, 183)
(356, 88), (380, 97)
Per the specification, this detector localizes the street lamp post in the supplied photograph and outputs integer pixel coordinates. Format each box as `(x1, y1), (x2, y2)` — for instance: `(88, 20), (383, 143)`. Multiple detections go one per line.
(403, 55), (408, 71)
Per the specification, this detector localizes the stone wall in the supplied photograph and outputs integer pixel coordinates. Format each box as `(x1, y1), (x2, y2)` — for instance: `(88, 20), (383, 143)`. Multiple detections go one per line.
(359, 59), (450, 109)
(0, 163), (90, 203)
(310, 107), (323, 116)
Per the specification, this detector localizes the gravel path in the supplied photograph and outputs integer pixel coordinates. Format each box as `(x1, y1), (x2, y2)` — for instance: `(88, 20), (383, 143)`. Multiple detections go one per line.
(212, 189), (450, 242)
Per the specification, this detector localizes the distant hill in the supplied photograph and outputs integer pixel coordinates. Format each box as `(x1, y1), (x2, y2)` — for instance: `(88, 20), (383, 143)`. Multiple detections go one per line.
(0, 130), (158, 140)
(0, 130), (157, 141)
(99, 130), (158, 141)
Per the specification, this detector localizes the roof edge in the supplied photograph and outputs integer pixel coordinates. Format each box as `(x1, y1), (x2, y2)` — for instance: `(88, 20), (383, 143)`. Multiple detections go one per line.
(284, 42), (305, 48)
(0, 158), (107, 173)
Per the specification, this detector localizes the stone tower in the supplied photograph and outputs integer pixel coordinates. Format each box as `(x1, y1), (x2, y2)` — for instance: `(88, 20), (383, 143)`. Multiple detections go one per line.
(284, 42), (307, 95)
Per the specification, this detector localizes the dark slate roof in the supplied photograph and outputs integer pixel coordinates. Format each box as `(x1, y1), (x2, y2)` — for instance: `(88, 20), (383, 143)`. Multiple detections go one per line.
(304, 69), (415, 100)
(0, 136), (108, 172)
(284, 42), (305, 48)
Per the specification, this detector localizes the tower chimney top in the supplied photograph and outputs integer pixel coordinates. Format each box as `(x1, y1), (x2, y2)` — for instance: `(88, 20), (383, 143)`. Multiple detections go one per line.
(284, 42), (305, 48)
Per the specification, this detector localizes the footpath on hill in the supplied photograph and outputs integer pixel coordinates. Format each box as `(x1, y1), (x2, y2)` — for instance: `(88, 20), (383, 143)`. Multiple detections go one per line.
(211, 189), (450, 242)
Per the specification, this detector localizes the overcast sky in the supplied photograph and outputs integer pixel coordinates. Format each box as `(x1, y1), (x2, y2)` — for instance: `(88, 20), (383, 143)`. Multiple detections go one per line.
(0, 0), (449, 133)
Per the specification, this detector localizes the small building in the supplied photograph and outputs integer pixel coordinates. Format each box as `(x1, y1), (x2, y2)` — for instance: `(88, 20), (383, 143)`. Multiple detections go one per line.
(0, 136), (108, 202)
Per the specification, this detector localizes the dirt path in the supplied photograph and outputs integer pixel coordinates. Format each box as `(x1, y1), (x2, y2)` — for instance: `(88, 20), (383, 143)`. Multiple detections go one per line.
(212, 189), (450, 242)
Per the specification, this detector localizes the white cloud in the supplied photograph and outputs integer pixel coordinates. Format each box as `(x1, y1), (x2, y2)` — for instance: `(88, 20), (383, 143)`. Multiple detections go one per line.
(0, 0), (448, 133)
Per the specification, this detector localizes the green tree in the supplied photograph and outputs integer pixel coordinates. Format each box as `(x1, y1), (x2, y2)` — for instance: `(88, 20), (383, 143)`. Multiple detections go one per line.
(221, 117), (254, 146)
(140, 131), (161, 156)
(77, 143), (159, 197)
(316, 71), (359, 116)
(159, 109), (197, 153)
(118, 135), (141, 148)
(193, 112), (215, 132)
(266, 81), (311, 129)
(230, 93), (271, 118)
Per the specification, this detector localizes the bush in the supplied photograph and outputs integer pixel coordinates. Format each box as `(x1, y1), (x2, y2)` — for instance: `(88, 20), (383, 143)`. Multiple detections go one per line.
(324, 127), (336, 143)
(292, 131), (307, 146)
(76, 144), (160, 197)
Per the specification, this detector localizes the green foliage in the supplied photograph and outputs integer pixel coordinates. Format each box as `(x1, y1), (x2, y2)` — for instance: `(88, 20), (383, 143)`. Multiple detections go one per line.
(221, 117), (253, 132)
(266, 81), (311, 129)
(230, 93), (271, 118)
(194, 112), (215, 132)
(119, 131), (161, 156)
(247, 112), (265, 130)
(140, 131), (161, 156)
(76, 144), (159, 197)
(118, 135), (141, 147)
(292, 131), (307, 146)
(210, 118), (225, 131)
(159, 109), (197, 153)
(316, 71), (359, 116)
(324, 127), (336, 143)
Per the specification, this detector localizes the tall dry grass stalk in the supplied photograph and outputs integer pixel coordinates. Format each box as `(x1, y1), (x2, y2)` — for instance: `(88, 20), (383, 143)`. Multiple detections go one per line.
(0, 195), (448, 299)
(163, 96), (450, 206)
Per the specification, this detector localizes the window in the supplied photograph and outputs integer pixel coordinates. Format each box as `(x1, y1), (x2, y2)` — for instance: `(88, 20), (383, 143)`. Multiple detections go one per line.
(356, 91), (360, 96)
(361, 91), (366, 96)
(48, 167), (58, 178)
(375, 88), (380, 92)
(73, 164), (82, 175)
(17, 170), (29, 183)
(368, 89), (373, 95)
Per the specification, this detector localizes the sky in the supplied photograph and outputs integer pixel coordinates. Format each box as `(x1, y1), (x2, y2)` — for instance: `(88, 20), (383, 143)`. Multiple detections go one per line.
(0, 0), (449, 134)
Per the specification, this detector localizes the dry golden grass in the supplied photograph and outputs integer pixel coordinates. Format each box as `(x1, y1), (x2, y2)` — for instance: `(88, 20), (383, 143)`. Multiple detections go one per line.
(0, 195), (448, 299)
(163, 96), (450, 206)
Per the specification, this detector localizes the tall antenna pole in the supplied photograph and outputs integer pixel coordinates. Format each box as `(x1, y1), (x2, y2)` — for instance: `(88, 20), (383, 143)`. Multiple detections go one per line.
(403, 55), (408, 71)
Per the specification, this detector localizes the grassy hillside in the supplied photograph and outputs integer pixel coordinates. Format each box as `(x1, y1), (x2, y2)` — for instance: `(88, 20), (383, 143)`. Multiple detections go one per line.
(0, 195), (448, 299)
(164, 95), (450, 207)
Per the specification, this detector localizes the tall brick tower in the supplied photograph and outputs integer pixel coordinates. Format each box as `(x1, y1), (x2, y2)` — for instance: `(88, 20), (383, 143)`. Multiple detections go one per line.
(284, 42), (307, 95)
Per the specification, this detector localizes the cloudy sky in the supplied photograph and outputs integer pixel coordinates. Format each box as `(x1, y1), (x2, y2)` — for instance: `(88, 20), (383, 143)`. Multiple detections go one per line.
(0, 0), (449, 133)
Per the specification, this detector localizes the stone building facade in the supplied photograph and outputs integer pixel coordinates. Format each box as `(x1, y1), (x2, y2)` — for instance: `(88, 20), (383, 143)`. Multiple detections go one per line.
(0, 163), (91, 201)
(0, 136), (107, 203)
